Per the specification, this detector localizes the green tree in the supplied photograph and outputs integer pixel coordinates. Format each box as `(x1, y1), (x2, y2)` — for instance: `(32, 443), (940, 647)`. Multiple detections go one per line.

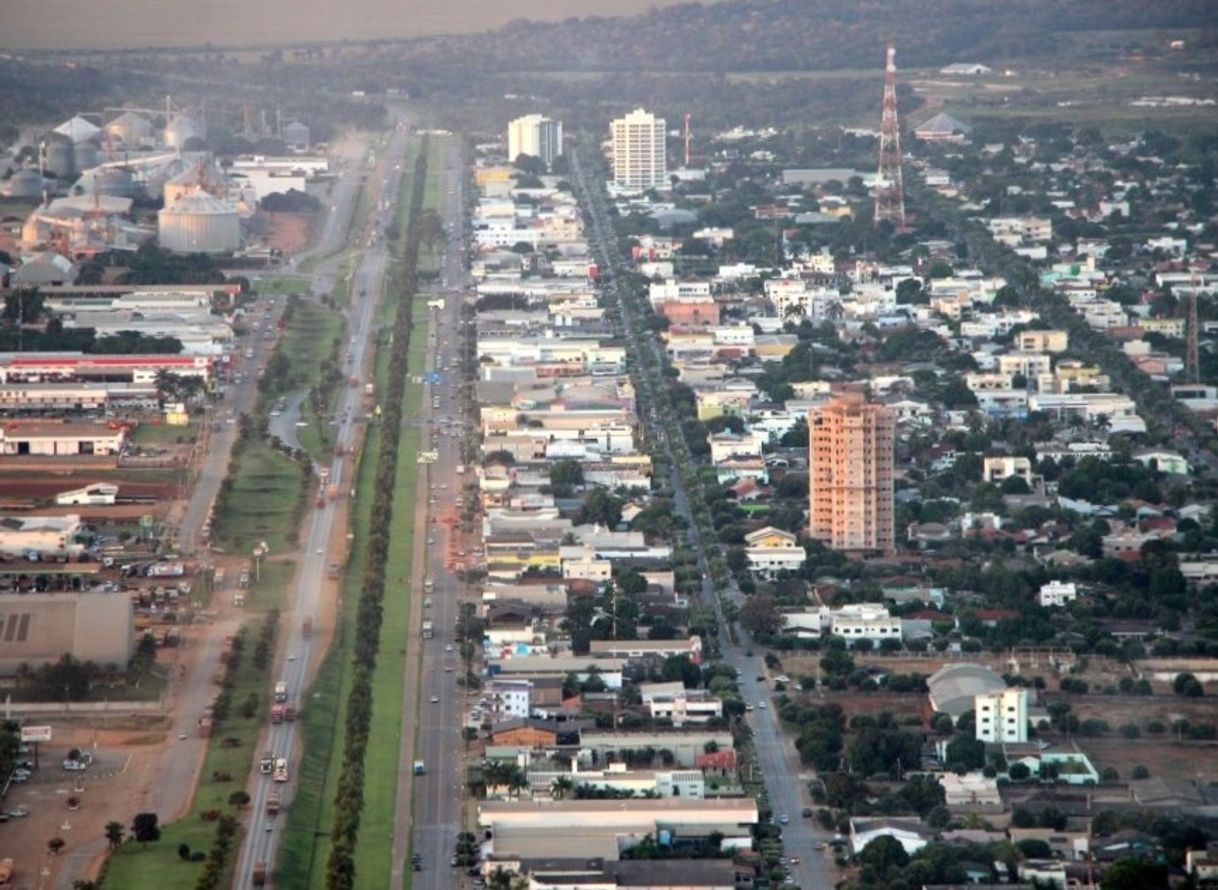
(1100, 858), (1169, 890)
(105, 821), (125, 850)
(738, 595), (783, 638)
(549, 459), (585, 487)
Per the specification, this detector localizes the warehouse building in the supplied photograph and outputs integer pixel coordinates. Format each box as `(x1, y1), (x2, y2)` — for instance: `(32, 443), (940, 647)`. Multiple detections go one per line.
(0, 420), (126, 456)
(0, 592), (135, 675)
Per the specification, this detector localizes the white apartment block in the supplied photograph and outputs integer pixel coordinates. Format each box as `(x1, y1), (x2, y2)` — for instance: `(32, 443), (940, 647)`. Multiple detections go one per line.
(1038, 581), (1078, 608)
(998, 353), (1052, 379)
(982, 455), (1033, 485)
(507, 114), (563, 168)
(975, 687), (1028, 743)
(1016, 330), (1068, 353)
(649, 278), (711, 307)
(987, 216), (1053, 243)
(610, 108), (667, 190)
(828, 604), (902, 646)
(485, 679), (532, 720)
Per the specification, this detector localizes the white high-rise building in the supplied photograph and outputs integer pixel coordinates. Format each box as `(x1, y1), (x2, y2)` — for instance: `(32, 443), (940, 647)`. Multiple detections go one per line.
(507, 115), (563, 168)
(974, 688), (1028, 744)
(610, 108), (667, 190)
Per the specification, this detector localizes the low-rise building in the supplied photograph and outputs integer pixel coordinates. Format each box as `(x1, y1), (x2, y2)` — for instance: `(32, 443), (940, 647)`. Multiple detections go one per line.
(743, 526), (806, 578)
(975, 687), (1028, 743)
(1038, 581), (1077, 608)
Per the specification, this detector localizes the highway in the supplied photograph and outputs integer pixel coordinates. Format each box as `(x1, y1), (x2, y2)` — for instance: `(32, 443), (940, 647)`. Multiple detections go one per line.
(391, 137), (472, 890)
(571, 149), (833, 890)
(231, 122), (413, 889)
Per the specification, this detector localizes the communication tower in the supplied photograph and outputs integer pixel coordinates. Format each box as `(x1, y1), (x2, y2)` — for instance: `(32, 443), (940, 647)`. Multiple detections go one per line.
(874, 43), (906, 228)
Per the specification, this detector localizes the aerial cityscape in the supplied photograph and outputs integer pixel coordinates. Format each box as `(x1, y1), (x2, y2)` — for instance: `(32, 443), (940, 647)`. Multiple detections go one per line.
(0, 2), (1216, 889)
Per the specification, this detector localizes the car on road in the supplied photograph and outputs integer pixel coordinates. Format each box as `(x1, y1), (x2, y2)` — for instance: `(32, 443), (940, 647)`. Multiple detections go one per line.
(779, 814), (789, 824)
(444, 644), (454, 652)
(444, 665), (454, 672)
(6, 807), (28, 819)
(758, 701), (768, 709)
(429, 695), (440, 703)
(775, 675), (791, 684)
(316, 547), (324, 554)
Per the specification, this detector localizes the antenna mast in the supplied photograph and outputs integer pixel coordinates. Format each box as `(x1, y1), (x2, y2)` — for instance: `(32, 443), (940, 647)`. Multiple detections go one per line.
(874, 43), (906, 228)
(683, 113), (691, 168)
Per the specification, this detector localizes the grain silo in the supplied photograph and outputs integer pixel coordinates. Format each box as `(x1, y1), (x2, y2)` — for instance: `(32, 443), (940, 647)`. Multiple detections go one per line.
(53, 115), (101, 144)
(158, 187), (240, 254)
(7, 169), (45, 200)
(106, 111), (153, 146)
(164, 114), (207, 149)
(73, 139), (101, 172)
(94, 167), (139, 199)
(43, 134), (76, 179)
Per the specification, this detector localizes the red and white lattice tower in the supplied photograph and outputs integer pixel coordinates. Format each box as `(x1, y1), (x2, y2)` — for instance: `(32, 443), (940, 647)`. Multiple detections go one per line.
(874, 43), (906, 228)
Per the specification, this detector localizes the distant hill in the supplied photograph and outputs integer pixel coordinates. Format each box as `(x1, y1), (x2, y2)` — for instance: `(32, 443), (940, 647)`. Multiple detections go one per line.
(395, 0), (1217, 75)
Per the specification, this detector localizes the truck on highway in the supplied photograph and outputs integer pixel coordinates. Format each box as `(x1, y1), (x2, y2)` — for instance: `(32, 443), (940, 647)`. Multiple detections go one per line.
(413, 760), (425, 775)
(266, 790), (280, 815)
(274, 758), (289, 783)
(260, 751), (275, 774)
(302, 617), (313, 638)
(270, 704), (285, 724)
(328, 562), (340, 579)
(285, 702), (298, 722)
(252, 862), (267, 886)
(421, 620), (434, 639)
(274, 681), (288, 703)
(423, 578), (434, 594)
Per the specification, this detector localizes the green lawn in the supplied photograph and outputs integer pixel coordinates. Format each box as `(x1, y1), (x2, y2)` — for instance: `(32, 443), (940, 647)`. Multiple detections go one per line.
(275, 297), (345, 464)
(245, 559), (296, 613)
(211, 440), (305, 555)
(101, 622), (278, 888)
(129, 421), (198, 447)
(258, 276), (312, 294)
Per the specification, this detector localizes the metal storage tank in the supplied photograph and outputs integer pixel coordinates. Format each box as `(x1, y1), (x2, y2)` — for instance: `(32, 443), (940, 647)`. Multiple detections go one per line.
(105, 111), (153, 145)
(94, 167), (138, 199)
(43, 134), (75, 179)
(73, 139), (101, 172)
(7, 169), (45, 199)
(158, 187), (240, 254)
(164, 114), (206, 149)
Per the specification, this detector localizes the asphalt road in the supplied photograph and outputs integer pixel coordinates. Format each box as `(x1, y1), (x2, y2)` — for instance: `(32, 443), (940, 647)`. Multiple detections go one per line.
(393, 138), (472, 890)
(231, 123), (413, 889)
(571, 150), (833, 890)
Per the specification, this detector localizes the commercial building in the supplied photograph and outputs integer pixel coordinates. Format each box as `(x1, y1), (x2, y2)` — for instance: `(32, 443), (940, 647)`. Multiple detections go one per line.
(975, 687), (1028, 743)
(0, 353), (213, 385)
(0, 515), (86, 559)
(0, 592), (135, 675)
(0, 421), (126, 456)
(507, 115), (564, 168)
(610, 109), (667, 190)
(808, 394), (895, 551)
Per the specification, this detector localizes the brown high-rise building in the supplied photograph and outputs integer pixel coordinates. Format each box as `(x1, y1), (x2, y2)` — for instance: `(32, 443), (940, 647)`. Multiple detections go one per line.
(808, 394), (895, 551)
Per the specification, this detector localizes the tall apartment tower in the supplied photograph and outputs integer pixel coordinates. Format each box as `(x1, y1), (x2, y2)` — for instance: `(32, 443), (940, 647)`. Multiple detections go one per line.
(808, 394), (895, 551)
(974, 688), (1028, 743)
(610, 108), (667, 190)
(507, 114), (564, 168)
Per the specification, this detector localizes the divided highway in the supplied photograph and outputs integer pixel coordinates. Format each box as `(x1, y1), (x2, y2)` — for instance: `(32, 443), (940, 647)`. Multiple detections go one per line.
(232, 123), (413, 889)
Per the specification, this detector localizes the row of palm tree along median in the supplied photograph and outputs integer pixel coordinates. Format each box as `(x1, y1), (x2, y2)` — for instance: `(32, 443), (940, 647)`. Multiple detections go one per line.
(320, 137), (430, 890)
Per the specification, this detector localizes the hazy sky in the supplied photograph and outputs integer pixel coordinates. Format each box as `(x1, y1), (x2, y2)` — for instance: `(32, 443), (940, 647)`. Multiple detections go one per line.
(2, 0), (696, 50)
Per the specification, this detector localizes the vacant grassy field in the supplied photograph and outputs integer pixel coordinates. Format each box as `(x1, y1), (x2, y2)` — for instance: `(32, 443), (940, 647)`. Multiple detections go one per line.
(102, 621), (277, 888)
(129, 421), (198, 446)
(257, 276), (312, 295)
(211, 440), (304, 555)
(244, 558), (296, 613)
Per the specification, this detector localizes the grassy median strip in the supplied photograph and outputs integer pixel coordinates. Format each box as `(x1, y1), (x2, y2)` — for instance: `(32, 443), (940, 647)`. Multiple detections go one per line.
(318, 138), (429, 890)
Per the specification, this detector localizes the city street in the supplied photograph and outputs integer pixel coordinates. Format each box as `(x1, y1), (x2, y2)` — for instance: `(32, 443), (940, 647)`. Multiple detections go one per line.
(391, 138), (471, 890)
(572, 149), (834, 890)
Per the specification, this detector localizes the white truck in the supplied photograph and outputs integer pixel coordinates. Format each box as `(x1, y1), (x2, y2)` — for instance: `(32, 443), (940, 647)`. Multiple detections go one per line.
(273, 681), (288, 703)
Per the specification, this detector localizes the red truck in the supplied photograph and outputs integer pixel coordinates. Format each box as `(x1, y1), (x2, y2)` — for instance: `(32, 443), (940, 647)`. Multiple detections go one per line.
(270, 704), (285, 724)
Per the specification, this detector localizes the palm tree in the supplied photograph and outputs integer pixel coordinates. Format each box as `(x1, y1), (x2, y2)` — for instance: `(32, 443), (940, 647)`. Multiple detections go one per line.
(550, 775), (574, 801)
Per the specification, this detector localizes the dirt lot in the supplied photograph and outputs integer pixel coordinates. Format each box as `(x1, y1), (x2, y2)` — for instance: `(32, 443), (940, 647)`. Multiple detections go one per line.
(256, 212), (315, 255)
(1076, 737), (1218, 783)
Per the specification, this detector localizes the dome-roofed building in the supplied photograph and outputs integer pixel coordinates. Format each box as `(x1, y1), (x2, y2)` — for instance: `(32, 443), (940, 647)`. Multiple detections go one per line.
(158, 187), (240, 254)
(6, 168), (46, 200)
(54, 115), (102, 144)
(282, 120), (311, 151)
(92, 167), (139, 199)
(164, 114), (207, 150)
(914, 112), (972, 144)
(163, 160), (227, 207)
(927, 663), (1007, 718)
(105, 111), (153, 146)
(13, 251), (78, 287)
